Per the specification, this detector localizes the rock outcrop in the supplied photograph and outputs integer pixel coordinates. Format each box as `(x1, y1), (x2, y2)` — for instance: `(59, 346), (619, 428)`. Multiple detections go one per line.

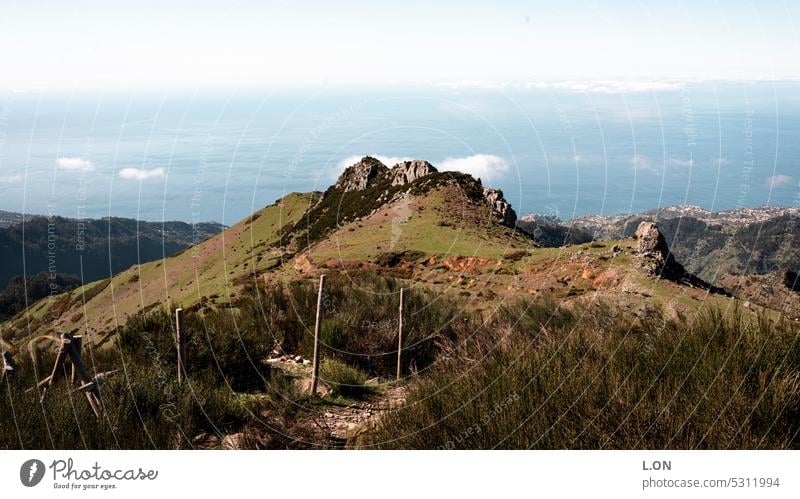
(634, 221), (674, 277)
(335, 156), (389, 192)
(482, 187), (517, 227)
(389, 160), (437, 186)
(333, 155), (518, 228)
(634, 221), (729, 294)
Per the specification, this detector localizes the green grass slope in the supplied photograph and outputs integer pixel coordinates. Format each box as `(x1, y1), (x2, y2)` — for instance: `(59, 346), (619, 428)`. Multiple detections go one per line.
(304, 177), (531, 265)
(1, 192), (314, 347)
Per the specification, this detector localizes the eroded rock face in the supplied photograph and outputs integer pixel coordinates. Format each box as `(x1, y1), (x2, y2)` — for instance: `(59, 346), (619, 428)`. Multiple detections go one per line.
(635, 221), (670, 276)
(389, 160), (437, 186)
(482, 187), (517, 227)
(635, 221), (683, 278)
(334, 156), (389, 192)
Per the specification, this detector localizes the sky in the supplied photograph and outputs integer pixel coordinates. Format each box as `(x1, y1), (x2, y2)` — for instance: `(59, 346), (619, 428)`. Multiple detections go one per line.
(1, 0), (799, 90)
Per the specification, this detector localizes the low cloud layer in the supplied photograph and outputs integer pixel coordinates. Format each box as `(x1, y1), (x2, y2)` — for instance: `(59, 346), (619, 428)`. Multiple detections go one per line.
(56, 157), (95, 172)
(439, 154), (509, 181)
(119, 167), (165, 181)
(0, 174), (23, 184)
(632, 155), (695, 174)
(766, 174), (795, 189)
(438, 79), (684, 94)
(630, 154), (656, 173)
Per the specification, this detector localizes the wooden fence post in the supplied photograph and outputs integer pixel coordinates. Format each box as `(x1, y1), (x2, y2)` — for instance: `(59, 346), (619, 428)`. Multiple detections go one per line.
(42, 333), (72, 399)
(310, 275), (325, 396)
(397, 288), (405, 380)
(70, 335), (83, 385)
(66, 335), (103, 418)
(176, 308), (186, 384)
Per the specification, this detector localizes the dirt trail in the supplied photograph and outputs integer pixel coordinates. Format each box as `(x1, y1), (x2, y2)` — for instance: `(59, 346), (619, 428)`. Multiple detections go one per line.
(256, 356), (406, 448)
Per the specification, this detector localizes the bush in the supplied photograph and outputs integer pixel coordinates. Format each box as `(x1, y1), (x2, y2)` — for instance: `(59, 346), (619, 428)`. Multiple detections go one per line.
(319, 359), (376, 398)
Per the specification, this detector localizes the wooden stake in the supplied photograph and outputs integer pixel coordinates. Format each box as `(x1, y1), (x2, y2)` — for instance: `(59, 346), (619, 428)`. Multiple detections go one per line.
(310, 275), (325, 396)
(176, 308), (186, 384)
(70, 336), (83, 385)
(397, 288), (405, 381)
(66, 338), (102, 418)
(44, 333), (72, 396)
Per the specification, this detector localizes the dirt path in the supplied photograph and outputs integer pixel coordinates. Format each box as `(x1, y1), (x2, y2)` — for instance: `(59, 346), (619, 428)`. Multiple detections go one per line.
(258, 356), (407, 448)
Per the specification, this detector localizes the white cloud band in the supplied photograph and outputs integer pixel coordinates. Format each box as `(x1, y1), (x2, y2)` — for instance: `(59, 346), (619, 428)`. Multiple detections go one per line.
(119, 167), (165, 181)
(56, 157), (95, 172)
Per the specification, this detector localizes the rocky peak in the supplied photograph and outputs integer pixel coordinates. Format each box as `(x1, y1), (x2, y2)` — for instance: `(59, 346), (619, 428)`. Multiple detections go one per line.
(334, 156), (389, 192)
(389, 160), (437, 186)
(482, 187), (517, 227)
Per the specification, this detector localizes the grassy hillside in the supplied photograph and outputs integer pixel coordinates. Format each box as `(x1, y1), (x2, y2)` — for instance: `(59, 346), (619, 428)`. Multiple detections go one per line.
(1, 192), (313, 346)
(309, 183), (530, 264)
(3, 272), (796, 450)
(366, 299), (800, 449)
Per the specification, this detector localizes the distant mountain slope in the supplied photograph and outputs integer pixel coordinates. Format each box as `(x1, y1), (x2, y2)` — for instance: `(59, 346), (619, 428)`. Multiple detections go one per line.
(515, 214), (593, 247)
(0, 210), (35, 229)
(521, 205), (800, 282)
(0, 216), (224, 289)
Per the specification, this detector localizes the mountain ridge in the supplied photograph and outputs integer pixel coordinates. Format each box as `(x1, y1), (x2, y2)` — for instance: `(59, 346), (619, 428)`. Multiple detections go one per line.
(1, 158), (796, 349)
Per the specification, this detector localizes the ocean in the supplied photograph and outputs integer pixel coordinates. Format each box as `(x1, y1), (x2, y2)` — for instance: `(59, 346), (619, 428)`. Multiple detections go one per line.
(1, 81), (799, 225)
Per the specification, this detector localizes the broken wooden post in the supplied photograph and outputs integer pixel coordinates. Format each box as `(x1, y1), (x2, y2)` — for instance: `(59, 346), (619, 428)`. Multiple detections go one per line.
(310, 275), (325, 396)
(70, 335), (83, 385)
(66, 336), (102, 418)
(1, 351), (15, 382)
(176, 308), (186, 384)
(42, 333), (72, 399)
(397, 288), (405, 380)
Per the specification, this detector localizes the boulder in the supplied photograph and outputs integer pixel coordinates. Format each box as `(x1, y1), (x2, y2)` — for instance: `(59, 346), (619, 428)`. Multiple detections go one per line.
(634, 222), (671, 276)
(335, 156), (389, 192)
(389, 160), (437, 186)
(634, 221), (689, 280)
(482, 187), (517, 227)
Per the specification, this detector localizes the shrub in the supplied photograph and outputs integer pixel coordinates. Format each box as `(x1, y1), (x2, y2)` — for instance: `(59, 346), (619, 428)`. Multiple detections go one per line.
(319, 359), (376, 398)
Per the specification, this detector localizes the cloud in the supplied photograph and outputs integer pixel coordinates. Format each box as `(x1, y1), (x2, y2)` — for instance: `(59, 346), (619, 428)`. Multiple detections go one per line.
(56, 157), (95, 172)
(630, 154), (658, 173)
(630, 155), (694, 173)
(337, 155), (412, 172)
(119, 167), (165, 181)
(437, 80), (684, 94)
(436, 80), (509, 90)
(0, 174), (23, 184)
(439, 154), (510, 180)
(526, 80), (684, 94)
(766, 174), (795, 188)
(666, 158), (694, 168)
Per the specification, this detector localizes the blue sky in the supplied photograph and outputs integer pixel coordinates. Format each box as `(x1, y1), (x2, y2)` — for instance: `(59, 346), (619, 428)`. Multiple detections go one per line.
(1, 0), (799, 90)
